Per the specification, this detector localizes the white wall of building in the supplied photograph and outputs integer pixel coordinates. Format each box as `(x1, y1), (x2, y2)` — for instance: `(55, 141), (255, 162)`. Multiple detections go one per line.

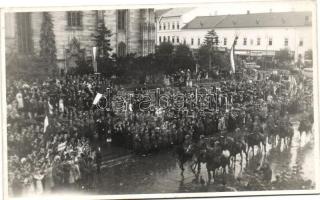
(156, 8), (201, 45)
(164, 26), (312, 61)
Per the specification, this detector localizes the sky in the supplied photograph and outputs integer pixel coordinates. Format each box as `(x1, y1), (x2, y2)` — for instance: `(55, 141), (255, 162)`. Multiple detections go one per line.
(157, 0), (315, 16)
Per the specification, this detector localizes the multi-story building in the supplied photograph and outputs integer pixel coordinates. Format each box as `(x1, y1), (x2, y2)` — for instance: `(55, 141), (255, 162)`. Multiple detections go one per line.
(5, 9), (156, 72)
(159, 11), (313, 62)
(156, 7), (200, 46)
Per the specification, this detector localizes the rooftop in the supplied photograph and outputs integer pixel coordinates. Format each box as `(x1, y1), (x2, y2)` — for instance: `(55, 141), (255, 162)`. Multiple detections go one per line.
(182, 11), (312, 29)
(155, 9), (172, 19)
(160, 7), (195, 18)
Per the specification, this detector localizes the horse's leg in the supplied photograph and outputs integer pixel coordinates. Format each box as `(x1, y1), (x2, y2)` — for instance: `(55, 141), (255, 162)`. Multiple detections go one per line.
(179, 159), (185, 176)
(207, 169), (211, 185)
(197, 160), (201, 174)
(252, 145), (255, 158)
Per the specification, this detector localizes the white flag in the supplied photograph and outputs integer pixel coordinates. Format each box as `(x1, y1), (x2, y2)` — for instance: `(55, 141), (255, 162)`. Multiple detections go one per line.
(93, 93), (103, 105)
(59, 99), (64, 112)
(48, 101), (53, 115)
(44, 115), (49, 133)
(57, 142), (67, 152)
(230, 36), (238, 73)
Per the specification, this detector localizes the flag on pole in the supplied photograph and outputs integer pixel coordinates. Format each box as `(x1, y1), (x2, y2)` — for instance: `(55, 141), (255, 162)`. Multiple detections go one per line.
(59, 99), (64, 113)
(93, 93), (103, 105)
(44, 115), (49, 133)
(48, 101), (53, 115)
(57, 142), (67, 152)
(230, 36), (238, 73)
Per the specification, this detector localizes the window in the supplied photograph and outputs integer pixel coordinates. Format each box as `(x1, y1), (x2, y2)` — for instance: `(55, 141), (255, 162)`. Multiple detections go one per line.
(269, 38), (273, 46)
(67, 11), (82, 27)
(118, 42), (126, 57)
(305, 16), (309, 22)
(191, 38), (194, 45)
(257, 37), (261, 46)
(159, 24), (162, 30)
(163, 36), (166, 42)
(177, 36), (180, 43)
(223, 38), (227, 46)
(284, 38), (288, 46)
(17, 13), (33, 54)
(299, 39), (303, 47)
(168, 36), (170, 42)
(172, 23), (175, 30)
(172, 36), (175, 43)
(198, 38), (201, 46)
(163, 23), (166, 30)
(177, 22), (180, 29)
(117, 10), (127, 30)
(243, 37), (247, 46)
(159, 36), (162, 43)
(183, 38), (186, 45)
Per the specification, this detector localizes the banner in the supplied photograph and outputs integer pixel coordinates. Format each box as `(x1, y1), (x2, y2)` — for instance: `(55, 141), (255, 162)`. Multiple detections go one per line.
(93, 93), (103, 105)
(230, 36), (238, 73)
(58, 142), (67, 152)
(44, 116), (49, 133)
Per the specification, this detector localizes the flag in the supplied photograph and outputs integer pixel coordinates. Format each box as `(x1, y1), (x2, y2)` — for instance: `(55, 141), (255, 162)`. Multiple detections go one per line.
(57, 142), (67, 152)
(59, 99), (64, 112)
(93, 93), (103, 105)
(44, 115), (49, 133)
(16, 93), (24, 108)
(48, 101), (53, 115)
(230, 36), (238, 73)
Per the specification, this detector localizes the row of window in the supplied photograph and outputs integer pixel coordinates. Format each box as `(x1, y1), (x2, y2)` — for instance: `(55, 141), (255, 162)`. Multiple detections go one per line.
(236, 37), (303, 47)
(158, 21), (180, 31)
(159, 35), (304, 47)
(66, 11), (127, 30)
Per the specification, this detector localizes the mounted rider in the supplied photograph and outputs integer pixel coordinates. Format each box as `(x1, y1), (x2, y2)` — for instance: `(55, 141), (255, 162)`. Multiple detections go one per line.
(183, 134), (193, 154)
(197, 135), (207, 159)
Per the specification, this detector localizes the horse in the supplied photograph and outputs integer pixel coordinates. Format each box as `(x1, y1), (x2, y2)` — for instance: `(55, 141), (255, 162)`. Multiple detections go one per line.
(245, 132), (266, 158)
(205, 145), (231, 185)
(219, 135), (247, 167)
(298, 119), (313, 139)
(175, 144), (198, 176)
(277, 123), (294, 147)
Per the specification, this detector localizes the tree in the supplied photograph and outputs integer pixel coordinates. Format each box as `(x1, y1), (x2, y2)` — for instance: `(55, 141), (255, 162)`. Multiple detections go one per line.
(92, 21), (113, 75)
(199, 29), (219, 70)
(39, 12), (57, 65)
(203, 29), (219, 47)
(275, 48), (293, 65)
(304, 49), (313, 68)
(173, 44), (195, 72)
(155, 42), (174, 73)
(92, 21), (113, 58)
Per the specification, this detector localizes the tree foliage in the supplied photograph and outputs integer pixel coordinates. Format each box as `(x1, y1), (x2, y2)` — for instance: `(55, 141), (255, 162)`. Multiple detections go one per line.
(39, 12), (57, 65)
(173, 44), (195, 72)
(155, 42), (174, 73)
(203, 29), (219, 47)
(91, 21), (113, 76)
(275, 48), (293, 64)
(92, 21), (113, 58)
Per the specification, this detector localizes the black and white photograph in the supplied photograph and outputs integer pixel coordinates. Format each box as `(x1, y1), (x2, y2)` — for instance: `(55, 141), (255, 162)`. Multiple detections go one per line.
(1, 0), (319, 199)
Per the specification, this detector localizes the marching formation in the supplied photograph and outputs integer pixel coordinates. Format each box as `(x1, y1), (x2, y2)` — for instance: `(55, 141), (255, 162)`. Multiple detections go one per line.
(6, 70), (313, 196)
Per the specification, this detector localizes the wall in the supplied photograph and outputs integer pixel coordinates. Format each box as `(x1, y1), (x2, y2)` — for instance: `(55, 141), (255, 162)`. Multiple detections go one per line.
(178, 26), (313, 61)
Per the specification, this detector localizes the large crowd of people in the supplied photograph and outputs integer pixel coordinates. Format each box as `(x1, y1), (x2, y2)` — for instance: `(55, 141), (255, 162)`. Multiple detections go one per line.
(6, 69), (313, 196)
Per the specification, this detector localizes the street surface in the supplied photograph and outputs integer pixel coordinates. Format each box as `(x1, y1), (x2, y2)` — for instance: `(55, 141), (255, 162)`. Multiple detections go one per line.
(89, 122), (315, 194)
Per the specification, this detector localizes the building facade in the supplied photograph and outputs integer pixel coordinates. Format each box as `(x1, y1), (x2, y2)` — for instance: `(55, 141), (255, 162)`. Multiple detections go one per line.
(158, 11), (313, 62)
(155, 7), (199, 46)
(5, 9), (156, 71)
